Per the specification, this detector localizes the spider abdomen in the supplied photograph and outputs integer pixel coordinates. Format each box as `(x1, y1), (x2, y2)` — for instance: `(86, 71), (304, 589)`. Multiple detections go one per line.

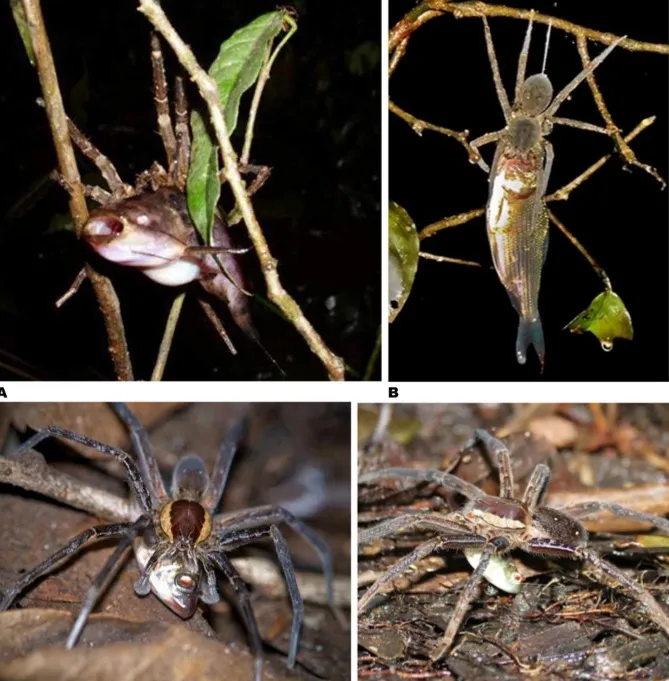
(160, 499), (212, 545)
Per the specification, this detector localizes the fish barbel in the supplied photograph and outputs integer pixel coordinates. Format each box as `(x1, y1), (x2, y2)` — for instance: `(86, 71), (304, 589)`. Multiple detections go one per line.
(486, 120), (549, 369)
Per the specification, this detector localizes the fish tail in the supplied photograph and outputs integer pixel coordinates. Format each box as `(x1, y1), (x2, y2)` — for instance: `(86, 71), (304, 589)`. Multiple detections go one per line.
(516, 317), (545, 371)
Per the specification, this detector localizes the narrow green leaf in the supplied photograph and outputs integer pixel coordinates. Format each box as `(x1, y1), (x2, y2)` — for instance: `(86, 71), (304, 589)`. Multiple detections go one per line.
(208, 11), (286, 135)
(565, 289), (634, 351)
(389, 201), (419, 323)
(10, 0), (35, 66)
(187, 110), (220, 243)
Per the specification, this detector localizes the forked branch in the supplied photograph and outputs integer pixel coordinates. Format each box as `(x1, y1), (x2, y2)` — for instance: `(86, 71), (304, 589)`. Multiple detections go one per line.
(138, 0), (345, 381)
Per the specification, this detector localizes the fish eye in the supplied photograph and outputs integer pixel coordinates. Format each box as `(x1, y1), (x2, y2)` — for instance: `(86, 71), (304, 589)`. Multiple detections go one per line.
(175, 572), (196, 591)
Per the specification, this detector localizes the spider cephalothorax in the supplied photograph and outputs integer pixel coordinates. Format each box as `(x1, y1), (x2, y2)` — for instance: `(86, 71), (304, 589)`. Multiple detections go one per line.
(359, 429), (669, 662)
(0, 404), (336, 681)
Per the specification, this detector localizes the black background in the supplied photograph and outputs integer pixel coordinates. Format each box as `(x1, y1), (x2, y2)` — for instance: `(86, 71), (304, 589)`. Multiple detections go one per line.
(390, 0), (668, 381)
(0, 1), (380, 380)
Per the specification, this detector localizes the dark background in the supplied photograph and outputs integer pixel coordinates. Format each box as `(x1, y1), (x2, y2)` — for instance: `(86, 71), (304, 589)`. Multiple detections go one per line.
(0, 1), (380, 380)
(389, 0), (668, 381)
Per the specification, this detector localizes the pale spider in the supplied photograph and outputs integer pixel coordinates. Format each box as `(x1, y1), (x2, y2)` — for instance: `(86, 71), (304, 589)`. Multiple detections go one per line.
(359, 429), (669, 661)
(0, 404), (335, 680)
(59, 32), (278, 370)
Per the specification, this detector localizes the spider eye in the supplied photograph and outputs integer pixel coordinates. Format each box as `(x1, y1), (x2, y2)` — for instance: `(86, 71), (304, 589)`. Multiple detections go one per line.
(175, 572), (196, 591)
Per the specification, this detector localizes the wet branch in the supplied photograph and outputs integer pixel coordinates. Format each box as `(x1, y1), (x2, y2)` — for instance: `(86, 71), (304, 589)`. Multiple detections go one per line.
(21, 0), (134, 381)
(138, 0), (345, 381)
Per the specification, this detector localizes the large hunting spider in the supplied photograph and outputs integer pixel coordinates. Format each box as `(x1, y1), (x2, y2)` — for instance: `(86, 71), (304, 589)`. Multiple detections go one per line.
(0, 404), (335, 680)
(60, 33), (275, 367)
(359, 429), (669, 661)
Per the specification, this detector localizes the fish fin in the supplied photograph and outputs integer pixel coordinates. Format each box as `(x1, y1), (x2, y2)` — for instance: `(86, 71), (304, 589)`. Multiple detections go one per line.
(516, 317), (545, 370)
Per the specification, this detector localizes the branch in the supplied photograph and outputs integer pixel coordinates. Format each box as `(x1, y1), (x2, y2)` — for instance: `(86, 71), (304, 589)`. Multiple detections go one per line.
(21, 0), (134, 380)
(137, 0), (345, 381)
(0, 453), (136, 522)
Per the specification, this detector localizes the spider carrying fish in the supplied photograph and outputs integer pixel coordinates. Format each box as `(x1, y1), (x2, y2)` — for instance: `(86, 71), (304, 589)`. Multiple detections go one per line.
(358, 428), (669, 662)
(56, 29), (283, 376)
(389, 6), (666, 375)
(0, 404), (341, 680)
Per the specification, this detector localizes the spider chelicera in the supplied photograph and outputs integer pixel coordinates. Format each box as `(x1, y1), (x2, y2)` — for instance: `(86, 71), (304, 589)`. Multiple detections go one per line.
(359, 429), (669, 661)
(0, 404), (335, 680)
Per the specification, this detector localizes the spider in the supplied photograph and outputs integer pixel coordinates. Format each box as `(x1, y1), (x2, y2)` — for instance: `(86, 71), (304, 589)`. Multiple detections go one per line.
(0, 403), (336, 681)
(59, 32), (279, 372)
(358, 428), (669, 662)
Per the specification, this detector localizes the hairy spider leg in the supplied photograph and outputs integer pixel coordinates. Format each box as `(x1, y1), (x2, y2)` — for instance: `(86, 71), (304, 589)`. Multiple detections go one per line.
(201, 417), (249, 513)
(150, 32), (177, 172)
(110, 402), (168, 506)
(465, 429), (515, 498)
(10, 426), (152, 513)
(522, 463), (551, 511)
(174, 76), (191, 191)
(430, 539), (509, 661)
(481, 16), (512, 122)
(513, 13), (534, 105)
(0, 521), (141, 611)
(215, 505), (336, 612)
(358, 468), (484, 502)
(561, 502), (669, 536)
(358, 534), (486, 615)
(358, 513), (470, 546)
(528, 538), (669, 637)
(66, 516), (152, 648)
(209, 552), (264, 681)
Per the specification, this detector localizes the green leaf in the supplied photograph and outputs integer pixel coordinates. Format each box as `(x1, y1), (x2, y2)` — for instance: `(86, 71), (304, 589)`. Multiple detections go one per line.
(208, 11), (286, 135)
(10, 0), (35, 66)
(565, 289), (634, 351)
(187, 110), (220, 244)
(389, 201), (419, 323)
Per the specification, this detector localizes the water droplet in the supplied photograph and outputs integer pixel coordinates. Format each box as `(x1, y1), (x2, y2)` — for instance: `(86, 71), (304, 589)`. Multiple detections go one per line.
(601, 340), (613, 352)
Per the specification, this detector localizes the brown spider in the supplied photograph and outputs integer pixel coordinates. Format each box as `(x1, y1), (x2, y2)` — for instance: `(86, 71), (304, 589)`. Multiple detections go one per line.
(0, 403), (335, 680)
(358, 429), (669, 661)
(59, 33), (279, 371)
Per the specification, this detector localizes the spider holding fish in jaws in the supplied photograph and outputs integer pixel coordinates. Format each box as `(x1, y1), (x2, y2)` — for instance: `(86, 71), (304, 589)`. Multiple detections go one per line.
(58, 31), (281, 374)
(359, 429), (669, 662)
(0, 404), (338, 680)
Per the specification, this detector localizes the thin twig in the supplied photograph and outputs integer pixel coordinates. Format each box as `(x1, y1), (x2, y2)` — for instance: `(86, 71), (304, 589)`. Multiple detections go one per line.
(576, 34), (665, 188)
(138, 0), (345, 380)
(0, 454), (136, 522)
(363, 325), (381, 381)
(151, 291), (186, 381)
(21, 0), (133, 380)
(390, 100), (477, 164)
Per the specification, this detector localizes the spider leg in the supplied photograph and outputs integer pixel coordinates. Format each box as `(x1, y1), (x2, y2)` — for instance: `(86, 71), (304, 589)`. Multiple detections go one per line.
(430, 541), (499, 661)
(208, 552), (264, 681)
(522, 463), (550, 512)
(218, 525), (303, 668)
(465, 429), (515, 498)
(551, 117), (612, 136)
(545, 36), (625, 118)
(358, 468), (483, 501)
(174, 76), (190, 191)
(150, 33), (177, 173)
(513, 16), (534, 106)
(359, 512), (469, 546)
(559, 502), (669, 536)
(66, 516), (151, 648)
(238, 164), (272, 198)
(0, 521), (139, 611)
(481, 17), (512, 123)
(66, 117), (131, 197)
(358, 534), (486, 616)
(215, 505), (335, 611)
(528, 538), (669, 637)
(469, 129), (504, 173)
(9, 426), (152, 513)
(201, 417), (249, 514)
(109, 403), (167, 506)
